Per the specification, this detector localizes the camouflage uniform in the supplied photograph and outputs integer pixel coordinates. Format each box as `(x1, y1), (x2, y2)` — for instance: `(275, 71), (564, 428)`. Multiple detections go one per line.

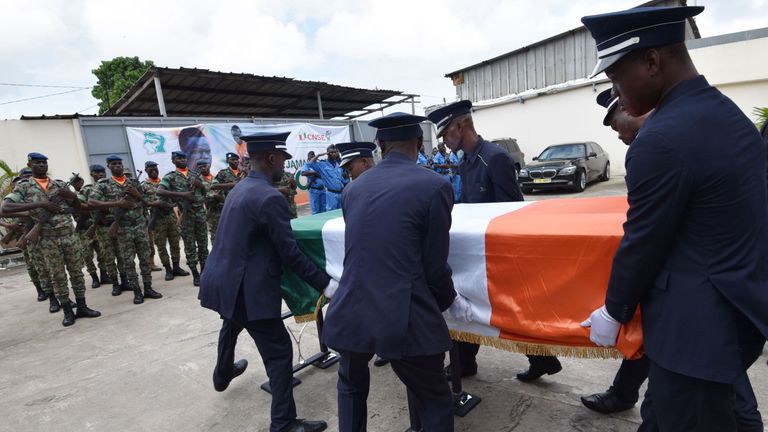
(201, 174), (223, 242)
(5, 178), (86, 304)
(25, 239), (53, 296)
(73, 206), (98, 275)
(89, 177), (152, 291)
(143, 179), (181, 268)
(159, 169), (209, 270)
(79, 184), (122, 282)
(274, 171), (298, 219)
(210, 167), (243, 241)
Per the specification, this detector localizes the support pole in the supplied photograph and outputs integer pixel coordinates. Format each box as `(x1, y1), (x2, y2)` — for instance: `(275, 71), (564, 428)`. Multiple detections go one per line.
(316, 90), (324, 119)
(154, 76), (167, 117)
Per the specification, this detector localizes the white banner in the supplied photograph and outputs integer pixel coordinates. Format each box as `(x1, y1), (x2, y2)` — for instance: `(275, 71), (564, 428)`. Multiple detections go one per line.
(126, 123), (351, 203)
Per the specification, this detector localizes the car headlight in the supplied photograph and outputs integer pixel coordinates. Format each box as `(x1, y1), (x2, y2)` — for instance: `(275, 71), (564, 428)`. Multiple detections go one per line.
(519, 169), (528, 177)
(559, 166), (576, 175)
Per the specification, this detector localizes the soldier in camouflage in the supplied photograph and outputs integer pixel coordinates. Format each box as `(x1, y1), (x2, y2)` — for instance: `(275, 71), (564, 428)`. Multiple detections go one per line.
(210, 152), (243, 242)
(157, 150), (209, 286)
(142, 160), (189, 281)
(80, 165), (125, 293)
(71, 172), (101, 288)
(195, 159), (222, 242)
(88, 155), (162, 305)
(2, 152), (101, 327)
(274, 170), (298, 219)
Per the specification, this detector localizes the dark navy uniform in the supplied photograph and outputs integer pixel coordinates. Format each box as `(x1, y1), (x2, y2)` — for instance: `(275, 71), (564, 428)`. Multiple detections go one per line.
(582, 6), (768, 431)
(199, 133), (330, 432)
(323, 113), (456, 432)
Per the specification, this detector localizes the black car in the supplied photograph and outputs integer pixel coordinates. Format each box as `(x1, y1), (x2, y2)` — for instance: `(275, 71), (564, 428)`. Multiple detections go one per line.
(518, 142), (610, 193)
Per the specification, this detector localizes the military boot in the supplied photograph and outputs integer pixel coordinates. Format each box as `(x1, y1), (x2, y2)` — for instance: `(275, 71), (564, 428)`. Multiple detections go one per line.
(172, 262), (190, 277)
(35, 282), (47, 302)
(143, 282), (162, 299)
(164, 265), (174, 281)
(61, 302), (76, 327)
(75, 298), (101, 318)
(191, 267), (200, 287)
(119, 273), (128, 291)
(133, 285), (144, 305)
(90, 272), (101, 289)
(48, 293), (60, 313)
(99, 268), (113, 285)
(111, 281), (123, 296)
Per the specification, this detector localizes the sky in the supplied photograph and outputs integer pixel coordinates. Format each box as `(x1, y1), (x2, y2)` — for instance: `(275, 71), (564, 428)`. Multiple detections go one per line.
(1, 0), (766, 120)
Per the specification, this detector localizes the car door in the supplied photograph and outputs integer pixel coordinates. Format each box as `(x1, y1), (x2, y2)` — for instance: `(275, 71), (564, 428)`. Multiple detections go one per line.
(584, 143), (597, 181)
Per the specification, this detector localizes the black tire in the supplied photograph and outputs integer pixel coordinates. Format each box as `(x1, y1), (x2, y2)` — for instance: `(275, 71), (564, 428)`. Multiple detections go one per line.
(600, 162), (610, 181)
(521, 186), (533, 194)
(572, 169), (587, 192)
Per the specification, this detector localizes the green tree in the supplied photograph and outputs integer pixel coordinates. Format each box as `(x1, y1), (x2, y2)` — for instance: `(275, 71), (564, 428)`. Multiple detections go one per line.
(753, 107), (768, 131)
(0, 160), (19, 198)
(91, 56), (154, 114)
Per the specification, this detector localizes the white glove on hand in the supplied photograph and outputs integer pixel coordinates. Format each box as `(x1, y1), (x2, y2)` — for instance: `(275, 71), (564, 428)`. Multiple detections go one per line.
(581, 305), (621, 347)
(447, 295), (473, 323)
(323, 279), (339, 299)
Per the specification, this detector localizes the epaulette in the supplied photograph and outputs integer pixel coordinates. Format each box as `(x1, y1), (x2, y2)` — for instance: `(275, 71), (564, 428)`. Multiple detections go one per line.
(97, 178), (110, 183)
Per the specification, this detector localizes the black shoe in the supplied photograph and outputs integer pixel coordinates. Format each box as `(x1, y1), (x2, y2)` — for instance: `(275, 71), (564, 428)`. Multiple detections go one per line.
(119, 273), (128, 291)
(581, 391), (636, 414)
(100, 269), (113, 285)
(213, 359), (248, 392)
(191, 268), (200, 287)
(516, 358), (562, 382)
(143, 283), (163, 299)
(133, 288), (144, 305)
(373, 356), (389, 367)
(444, 363), (477, 379)
(90, 272), (101, 288)
(75, 298), (101, 319)
(111, 282), (123, 296)
(35, 283), (47, 301)
(164, 265), (174, 281)
(48, 293), (61, 313)
(286, 419), (328, 432)
(172, 262), (190, 277)
(62, 302), (76, 327)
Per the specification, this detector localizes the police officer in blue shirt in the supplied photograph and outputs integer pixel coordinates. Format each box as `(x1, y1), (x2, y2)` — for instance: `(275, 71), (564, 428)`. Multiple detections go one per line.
(580, 6), (768, 431)
(323, 113), (472, 432)
(199, 132), (337, 432)
(417, 143), (430, 167)
(428, 100), (563, 383)
(431, 142), (450, 180)
(301, 151), (326, 214)
(304, 144), (347, 211)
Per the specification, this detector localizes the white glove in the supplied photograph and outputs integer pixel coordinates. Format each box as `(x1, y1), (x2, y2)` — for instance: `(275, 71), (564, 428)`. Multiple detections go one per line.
(323, 279), (339, 299)
(581, 305), (621, 347)
(447, 295), (473, 323)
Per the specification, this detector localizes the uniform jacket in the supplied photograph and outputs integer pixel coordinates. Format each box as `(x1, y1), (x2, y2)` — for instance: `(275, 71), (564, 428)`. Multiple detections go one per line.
(89, 177), (148, 225)
(459, 137), (523, 203)
(5, 177), (76, 234)
(606, 76), (768, 384)
(198, 170), (330, 321)
(323, 152), (457, 358)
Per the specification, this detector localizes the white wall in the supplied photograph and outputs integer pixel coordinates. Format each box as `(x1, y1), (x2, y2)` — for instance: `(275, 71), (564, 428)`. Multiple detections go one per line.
(0, 119), (90, 180)
(470, 36), (768, 175)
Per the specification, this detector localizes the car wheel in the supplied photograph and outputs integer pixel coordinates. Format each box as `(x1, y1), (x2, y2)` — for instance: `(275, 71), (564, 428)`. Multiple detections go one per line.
(572, 169), (587, 192)
(521, 186), (533, 194)
(600, 162), (610, 181)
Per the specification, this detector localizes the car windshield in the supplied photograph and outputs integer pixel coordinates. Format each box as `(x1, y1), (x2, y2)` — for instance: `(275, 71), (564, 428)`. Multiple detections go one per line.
(537, 144), (586, 161)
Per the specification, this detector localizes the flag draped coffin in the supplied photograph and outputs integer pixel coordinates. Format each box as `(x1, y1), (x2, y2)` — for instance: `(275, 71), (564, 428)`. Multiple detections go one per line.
(280, 196), (644, 359)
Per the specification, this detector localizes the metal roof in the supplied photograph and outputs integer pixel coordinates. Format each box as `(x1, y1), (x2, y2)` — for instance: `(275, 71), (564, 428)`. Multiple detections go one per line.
(103, 67), (414, 119)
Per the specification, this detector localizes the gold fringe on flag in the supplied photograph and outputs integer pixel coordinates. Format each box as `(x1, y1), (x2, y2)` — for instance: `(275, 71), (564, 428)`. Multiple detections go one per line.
(293, 295), (327, 324)
(449, 330), (624, 359)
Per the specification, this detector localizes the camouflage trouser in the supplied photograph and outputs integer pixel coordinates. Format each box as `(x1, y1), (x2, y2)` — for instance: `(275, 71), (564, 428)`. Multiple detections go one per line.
(95, 225), (124, 280)
(39, 231), (86, 303)
(27, 241), (53, 295)
(78, 230), (98, 274)
(180, 208), (208, 268)
(117, 222), (152, 289)
(22, 246), (40, 287)
(150, 214), (181, 267)
(206, 209), (221, 243)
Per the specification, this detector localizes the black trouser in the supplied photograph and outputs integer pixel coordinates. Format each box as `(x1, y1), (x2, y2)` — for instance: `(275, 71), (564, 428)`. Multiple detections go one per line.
(610, 357), (651, 404)
(637, 360), (765, 432)
(213, 300), (297, 432)
(456, 341), (558, 373)
(336, 350), (453, 432)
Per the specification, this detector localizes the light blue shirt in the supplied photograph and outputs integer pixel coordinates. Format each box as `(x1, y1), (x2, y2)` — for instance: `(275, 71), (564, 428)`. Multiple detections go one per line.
(304, 159), (346, 192)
